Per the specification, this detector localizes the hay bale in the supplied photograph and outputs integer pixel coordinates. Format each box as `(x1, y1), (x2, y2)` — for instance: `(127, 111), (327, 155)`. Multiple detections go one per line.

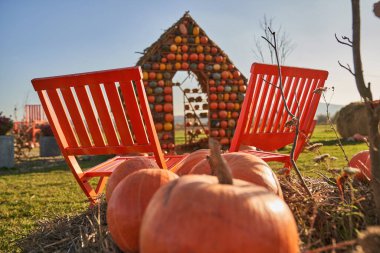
(335, 102), (369, 138)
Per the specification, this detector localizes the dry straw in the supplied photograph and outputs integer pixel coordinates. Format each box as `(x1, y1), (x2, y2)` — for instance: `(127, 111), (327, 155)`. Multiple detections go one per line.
(17, 175), (378, 252)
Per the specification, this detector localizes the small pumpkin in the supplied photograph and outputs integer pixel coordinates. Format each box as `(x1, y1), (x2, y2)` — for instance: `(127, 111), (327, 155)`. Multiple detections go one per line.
(140, 139), (299, 253)
(167, 53), (175, 61)
(198, 62), (205, 70)
(209, 102), (218, 110)
(142, 72), (148, 80)
(148, 72), (156, 80)
(181, 44), (188, 52)
(154, 104), (163, 112)
(220, 137), (230, 145)
(189, 53), (198, 61)
(105, 157), (159, 202)
(171, 149), (210, 176)
(174, 36), (182, 44)
(165, 63), (173, 71)
(164, 113), (174, 122)
(170, 44), (177, 52)
(164, 94), (172, 102)
(155, 122), (163, 132)
(174, 62), (181, 70)
(218, 102), (226, 110)
(107, 168), (178, 253)
(175, 53), (182, 61)
(218, 110), (228, 119)
(200, 36), (208, 44)
(163, 103), (173, 113)
(163, 122), (173, 131)
(193, 26), (200, 35)
(156, 72), (163, 80)
(181, 62), (189, 70)
(196, 45), (204, 53)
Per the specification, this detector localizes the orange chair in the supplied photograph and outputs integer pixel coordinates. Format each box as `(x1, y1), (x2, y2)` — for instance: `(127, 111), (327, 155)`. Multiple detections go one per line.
(32, 66), (185, 204)
(229, 63), (329, 169)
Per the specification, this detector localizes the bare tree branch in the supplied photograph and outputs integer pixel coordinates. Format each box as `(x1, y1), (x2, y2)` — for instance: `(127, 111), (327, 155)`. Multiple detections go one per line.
(252, 37), (265, 63)
(338, 61), (355, 76)
(339, 0), (380, 218)
(342, 36), (353, 44)
(262, 29), (312, 197)
(335, 33), (353, 47)
(261, 77), (280, 89)
(253, 16), (295, 65)
(261, 36), (276, 49)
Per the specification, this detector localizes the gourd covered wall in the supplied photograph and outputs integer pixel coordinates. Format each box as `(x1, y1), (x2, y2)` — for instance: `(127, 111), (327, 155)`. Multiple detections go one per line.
(136, 12), (247, 153)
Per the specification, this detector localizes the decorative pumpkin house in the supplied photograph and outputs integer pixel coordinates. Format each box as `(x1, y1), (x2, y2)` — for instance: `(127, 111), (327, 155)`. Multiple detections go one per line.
(136, 12), (247, 153)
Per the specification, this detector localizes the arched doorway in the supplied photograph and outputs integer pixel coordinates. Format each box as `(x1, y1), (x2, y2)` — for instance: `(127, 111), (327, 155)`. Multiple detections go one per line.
(172, 71), (209, 152)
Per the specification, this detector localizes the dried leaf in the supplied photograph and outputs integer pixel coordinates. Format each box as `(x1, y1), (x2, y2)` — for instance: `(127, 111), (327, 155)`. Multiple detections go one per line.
(277, 167), (291, 175)
(313, 154), (330, 163)
(336, 175), (348, 201)
(285, 117), (298, 128)
(343, 166), (361, 176)
(306, 143), (324, 152)
(328, 168), (342, 175)
(313, 87), (328, 94)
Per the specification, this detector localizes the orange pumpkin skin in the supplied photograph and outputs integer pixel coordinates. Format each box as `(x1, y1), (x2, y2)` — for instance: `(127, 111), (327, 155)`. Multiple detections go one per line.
(349, 150), (371, 181)
(140, 175), (299, 253)
(105, 157), (159, 202)
(190, 152), (283, 198)
(170, 149), (210, 176)
(107, 169), (178, 253)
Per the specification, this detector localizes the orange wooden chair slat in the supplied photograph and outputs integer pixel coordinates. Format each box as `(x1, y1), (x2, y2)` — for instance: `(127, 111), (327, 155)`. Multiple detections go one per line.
(230, 63), (329, 168)
(32, 66), (186, 204)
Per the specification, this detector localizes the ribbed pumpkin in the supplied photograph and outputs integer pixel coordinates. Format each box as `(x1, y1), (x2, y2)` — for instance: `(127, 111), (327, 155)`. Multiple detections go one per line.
(140, 140), (299, 253)
(170, 149), (210, 176)
(190, 151), (283, 198)
(107, 169), (178, 253)
(105, 157), (158, 202)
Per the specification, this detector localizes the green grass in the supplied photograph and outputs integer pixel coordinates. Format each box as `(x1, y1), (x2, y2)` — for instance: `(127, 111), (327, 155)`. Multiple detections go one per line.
(0, 124), (370, 252)
(287, 124), (368, 176)
(174, 129), (207, 144)
(0, 158), (103, 252)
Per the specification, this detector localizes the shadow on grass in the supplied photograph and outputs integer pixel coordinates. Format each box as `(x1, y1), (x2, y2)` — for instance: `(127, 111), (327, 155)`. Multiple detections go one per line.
(315, 139), (367, 147)
(0, 155), (113, 176)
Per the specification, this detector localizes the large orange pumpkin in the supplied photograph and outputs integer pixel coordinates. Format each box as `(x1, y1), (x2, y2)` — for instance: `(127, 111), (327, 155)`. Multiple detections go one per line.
(105, 157), (159, 202)
(190, 151), (283, 198)
(170, 149), (210, 176)
(140, 140), (299, 253)
(107, 168), (178, 253)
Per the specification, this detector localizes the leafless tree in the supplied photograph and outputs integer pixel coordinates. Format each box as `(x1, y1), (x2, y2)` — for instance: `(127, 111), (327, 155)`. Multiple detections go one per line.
(253, 16), (295, 65)
(336, 0), (380, 218)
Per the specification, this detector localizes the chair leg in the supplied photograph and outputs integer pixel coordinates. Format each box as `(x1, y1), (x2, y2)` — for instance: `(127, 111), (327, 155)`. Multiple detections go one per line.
(95, 176), (108, 196)
(78, 178), (100, 205)
(65, 155), (104, 205)
(280, 162), (293, 176)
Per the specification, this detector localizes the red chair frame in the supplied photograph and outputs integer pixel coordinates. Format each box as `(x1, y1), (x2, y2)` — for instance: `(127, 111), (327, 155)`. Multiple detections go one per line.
(230, 63), (329, 169)
(32, 66), (185, 204)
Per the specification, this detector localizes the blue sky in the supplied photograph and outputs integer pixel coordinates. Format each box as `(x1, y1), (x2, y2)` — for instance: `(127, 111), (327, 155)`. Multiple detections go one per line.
(0, 0), (379, 119)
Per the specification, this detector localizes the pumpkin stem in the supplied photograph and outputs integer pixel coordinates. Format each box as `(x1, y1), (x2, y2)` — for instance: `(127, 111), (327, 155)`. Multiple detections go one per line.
(208, 138), (233, 185)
